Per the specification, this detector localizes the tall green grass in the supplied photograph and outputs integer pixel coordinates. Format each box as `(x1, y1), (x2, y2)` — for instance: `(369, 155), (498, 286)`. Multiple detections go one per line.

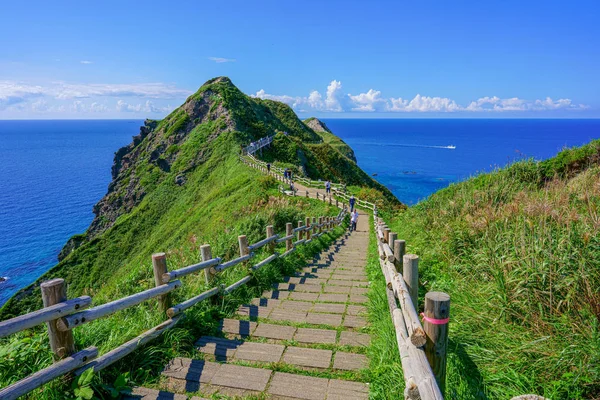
(383, 146), (600, 399)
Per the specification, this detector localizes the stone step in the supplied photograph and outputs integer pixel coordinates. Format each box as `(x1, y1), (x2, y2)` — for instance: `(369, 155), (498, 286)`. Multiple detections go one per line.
(123, 386), (206, 400)
(162, 358), (369, 400)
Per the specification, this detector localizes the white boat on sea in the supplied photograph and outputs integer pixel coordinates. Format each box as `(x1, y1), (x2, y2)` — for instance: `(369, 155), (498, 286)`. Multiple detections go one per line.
(447, 145), (456, 149)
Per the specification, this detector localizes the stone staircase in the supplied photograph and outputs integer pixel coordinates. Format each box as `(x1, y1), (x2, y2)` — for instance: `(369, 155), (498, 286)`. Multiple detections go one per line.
(126, 211), (371, 400)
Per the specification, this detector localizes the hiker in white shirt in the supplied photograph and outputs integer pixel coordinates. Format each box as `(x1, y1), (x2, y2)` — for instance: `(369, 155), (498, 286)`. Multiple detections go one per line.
(350, 210), (359, 232)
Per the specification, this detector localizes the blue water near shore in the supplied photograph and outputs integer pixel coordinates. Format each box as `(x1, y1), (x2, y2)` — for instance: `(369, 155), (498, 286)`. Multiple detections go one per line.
(0, 120), (139, 306)
(323, 119), (600, 205)
(0, 118), (598, 306)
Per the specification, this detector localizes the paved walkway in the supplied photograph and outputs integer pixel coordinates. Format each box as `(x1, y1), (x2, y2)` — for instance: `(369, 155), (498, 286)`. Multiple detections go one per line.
(126, 209), (371, 399)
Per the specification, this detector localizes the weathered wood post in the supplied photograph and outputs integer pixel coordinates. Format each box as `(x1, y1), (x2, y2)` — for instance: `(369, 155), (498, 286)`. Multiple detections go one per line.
(384, 228), (391, 243)
(238, 235), (249, 257)
(306, 190), (309, 198)
(424, 291), (451, 396)
(202, 244), (216, 284)
(286, 223), (293, 251)
(403, 254), (419, 308)
(312, 217), (317, 237)
(41, 279), (75, 361)
(388, 232), (397, 253)
(316, 192), (320, 200)
(336, 198), (339, 208)
(329, 196), (332, 205)
(394, 239), (406, 270)
(152, 253), (171, 313)
(266, 225), (275, 253)
(305, 217), (311, 240)
(318, 217), (323, 234)
(297, 221), (303, 240)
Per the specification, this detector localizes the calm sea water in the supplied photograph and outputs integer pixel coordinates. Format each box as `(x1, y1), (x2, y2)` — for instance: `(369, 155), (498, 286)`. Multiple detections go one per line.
(323, 119), (600, 205)
(0, 120), (139, 306)
(0, 119), (598, 306)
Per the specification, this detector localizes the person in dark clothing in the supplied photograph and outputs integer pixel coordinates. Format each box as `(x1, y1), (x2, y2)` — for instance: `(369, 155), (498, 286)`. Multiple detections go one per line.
(267, 163), (271, 173)
(349, 195), (356, 212)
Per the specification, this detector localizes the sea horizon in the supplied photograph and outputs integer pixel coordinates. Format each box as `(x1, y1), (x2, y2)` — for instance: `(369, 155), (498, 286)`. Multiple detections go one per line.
(1, 117), (599, 306)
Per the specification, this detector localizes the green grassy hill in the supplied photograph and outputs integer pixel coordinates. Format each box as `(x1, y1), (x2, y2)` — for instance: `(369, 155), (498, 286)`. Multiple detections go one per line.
(1, 76), (382, 318)
(0, 77), (369, 398)
(384, 139), (600, 399)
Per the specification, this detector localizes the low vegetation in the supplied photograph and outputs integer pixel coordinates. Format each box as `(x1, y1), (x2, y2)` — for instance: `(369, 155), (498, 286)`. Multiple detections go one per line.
(381, 140), (600, 399)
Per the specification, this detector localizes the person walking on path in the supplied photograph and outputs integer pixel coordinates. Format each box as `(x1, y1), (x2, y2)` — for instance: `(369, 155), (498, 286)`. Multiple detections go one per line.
(349, 195), (356, 212)
(350, 209), (359, 232)
(325, 180), (331, 194)
(267, 163), (271, 173)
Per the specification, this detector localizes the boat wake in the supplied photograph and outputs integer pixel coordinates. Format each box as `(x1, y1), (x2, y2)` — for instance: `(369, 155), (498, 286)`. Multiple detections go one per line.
(353, 142), (456, 150)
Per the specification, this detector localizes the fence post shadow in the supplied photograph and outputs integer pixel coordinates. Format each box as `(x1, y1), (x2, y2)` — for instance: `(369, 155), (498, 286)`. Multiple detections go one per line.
(447, 338), (489, 400)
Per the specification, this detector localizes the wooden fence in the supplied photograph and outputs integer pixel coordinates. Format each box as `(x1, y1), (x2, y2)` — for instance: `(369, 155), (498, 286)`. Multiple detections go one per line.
(373, 214), (448, 399)
(242, 134), (275, 156)
(240, 154), (377, 211)
(0, 191), (348, 400)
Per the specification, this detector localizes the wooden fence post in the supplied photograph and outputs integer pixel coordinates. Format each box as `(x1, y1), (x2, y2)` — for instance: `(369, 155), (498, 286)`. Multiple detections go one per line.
(286, 223), (293, 251)
(305, 217), (311, 240)
(306, 190), (309, 198)
(297, 220), (303, 240)
(312, 217), (317, 237)
(384, 228), (391, 243)
(424, 291), (450, 396)
(318, 217), (323, 234)
(201, 244), (215, 283)
(403, 254), (419, 308)
(394, 239), (406, 270)
(152, 253), (171, 313)
(41, 279), (75, 361)
(238, 235), (249, 257)
(388, 232), (397, 254)
(266, 225), (275, 253)
(336, 199), (339, 208)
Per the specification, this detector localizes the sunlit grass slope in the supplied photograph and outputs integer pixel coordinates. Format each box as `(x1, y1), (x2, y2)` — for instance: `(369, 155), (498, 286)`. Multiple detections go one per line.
(384, 140), (600, 399)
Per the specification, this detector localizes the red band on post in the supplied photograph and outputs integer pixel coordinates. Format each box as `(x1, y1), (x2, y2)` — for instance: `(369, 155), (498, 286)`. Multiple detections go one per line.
(420, 312), (449, 325)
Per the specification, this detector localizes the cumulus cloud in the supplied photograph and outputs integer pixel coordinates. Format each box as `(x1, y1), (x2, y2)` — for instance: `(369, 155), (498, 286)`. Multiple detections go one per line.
(208, 57), (236, 63)
(253, 80), (588, 114)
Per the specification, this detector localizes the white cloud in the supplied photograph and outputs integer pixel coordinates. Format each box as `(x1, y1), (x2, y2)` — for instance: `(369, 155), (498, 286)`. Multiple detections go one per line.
(0, 81), (45, 109)
(0, 80), (192, 104)
(253, 80), (589, 114)
(349, 89), (386, 112)
(208, 57), (236, 63)
(324, 80), (344, 112)
(80, 60), (93, 64)
(116, 100), (172, 113)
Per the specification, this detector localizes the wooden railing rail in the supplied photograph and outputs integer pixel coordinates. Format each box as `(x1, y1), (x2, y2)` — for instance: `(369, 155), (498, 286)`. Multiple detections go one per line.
(0, 184), (348, 399)
(0, 296), (92, 339)
(241, 153), (377, 211)
(373, 213), (448, 399)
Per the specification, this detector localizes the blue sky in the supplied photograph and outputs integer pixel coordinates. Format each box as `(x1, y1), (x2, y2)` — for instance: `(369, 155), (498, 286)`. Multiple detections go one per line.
(1, 0), (598, 118)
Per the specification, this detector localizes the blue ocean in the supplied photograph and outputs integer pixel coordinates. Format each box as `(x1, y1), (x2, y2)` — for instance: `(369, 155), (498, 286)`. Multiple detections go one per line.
(324, 119), (600, 205)
(0, 119), (599, 306)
